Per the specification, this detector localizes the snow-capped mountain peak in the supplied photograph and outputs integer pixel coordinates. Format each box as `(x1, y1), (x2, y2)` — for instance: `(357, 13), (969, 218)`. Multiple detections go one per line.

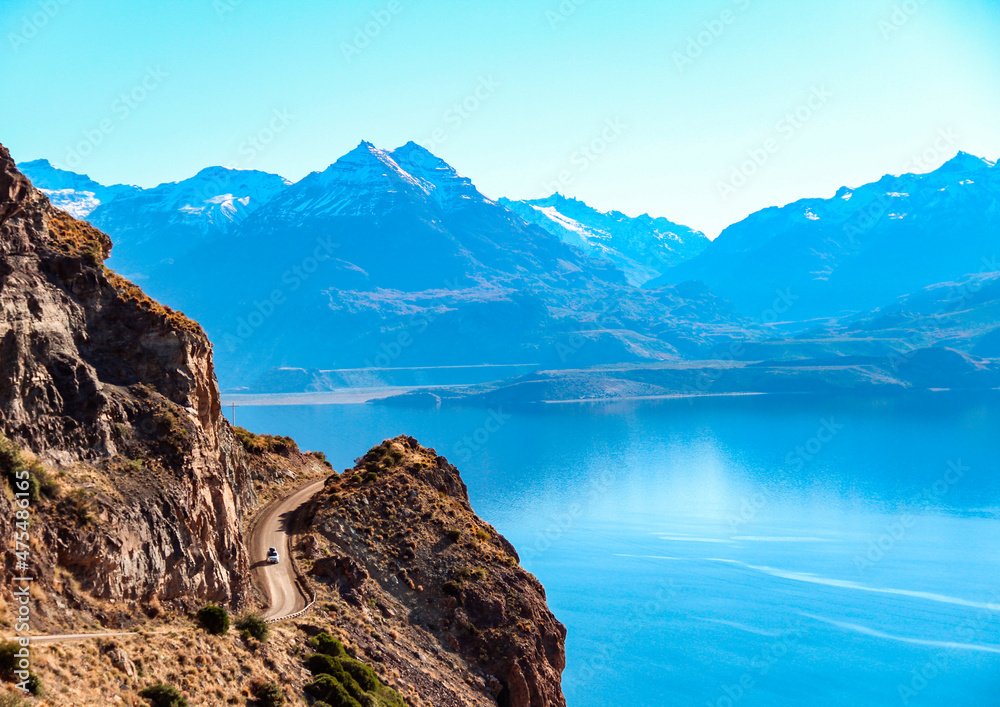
(936, 150), (996, 174)
(388, 141), (489, 209)
(498, 193), (709, 285)
(267, 141), (492, 218)
(18, 158), (140, 218)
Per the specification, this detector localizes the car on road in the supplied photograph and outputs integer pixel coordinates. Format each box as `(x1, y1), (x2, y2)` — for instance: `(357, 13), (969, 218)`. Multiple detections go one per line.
(266, 547), (280, 564)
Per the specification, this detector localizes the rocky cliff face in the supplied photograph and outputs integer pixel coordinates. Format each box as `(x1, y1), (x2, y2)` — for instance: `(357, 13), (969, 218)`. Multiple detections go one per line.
(0, 142), (262, 611)
(300, 436), (567, 707)
(0, 144), (568, 706)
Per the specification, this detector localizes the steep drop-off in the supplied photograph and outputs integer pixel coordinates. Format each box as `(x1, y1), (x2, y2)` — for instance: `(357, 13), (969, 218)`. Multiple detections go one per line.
(0, 144), (567, 706)
(300, 436), (567, 707)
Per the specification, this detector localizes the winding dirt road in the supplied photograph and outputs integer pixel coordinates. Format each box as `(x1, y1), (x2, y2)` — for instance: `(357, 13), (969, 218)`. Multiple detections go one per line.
(11, 477), (326, 644)
(249, 477), (326, 621)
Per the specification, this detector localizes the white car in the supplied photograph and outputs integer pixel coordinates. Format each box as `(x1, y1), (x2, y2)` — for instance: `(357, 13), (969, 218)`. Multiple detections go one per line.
(266, 547), (280, 564)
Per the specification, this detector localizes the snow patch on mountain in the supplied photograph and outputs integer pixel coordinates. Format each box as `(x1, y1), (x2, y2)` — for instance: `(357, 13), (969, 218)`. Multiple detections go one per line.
(498, 193), (709, 285)
(18, 159), (140, 217)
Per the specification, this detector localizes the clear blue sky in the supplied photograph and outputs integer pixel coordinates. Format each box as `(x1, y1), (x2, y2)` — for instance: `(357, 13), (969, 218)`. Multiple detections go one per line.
(2, 0), (998, 236)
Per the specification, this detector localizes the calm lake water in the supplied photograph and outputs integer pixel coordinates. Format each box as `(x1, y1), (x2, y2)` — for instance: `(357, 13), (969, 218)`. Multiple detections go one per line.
(235, 392), (1000, 706)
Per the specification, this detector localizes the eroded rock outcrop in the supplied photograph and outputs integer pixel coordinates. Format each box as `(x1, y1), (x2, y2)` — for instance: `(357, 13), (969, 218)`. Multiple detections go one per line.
(0, 143), (269, 610)
(0, 145), (568, 706)
(300, 436), (567, 707)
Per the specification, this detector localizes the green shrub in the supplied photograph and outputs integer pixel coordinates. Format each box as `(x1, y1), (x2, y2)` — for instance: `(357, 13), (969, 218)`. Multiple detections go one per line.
(311, 451), (334, 469)
(139, 683), (188, 707)
(153, 408), (189, 453)
(235, 613), (269, 642)
(23, 673), (41, 696)
(304, 642), (405, 707)
(37, 468), (60, 499)
(306, 653), (342, 676)
(338, 656), (379, 692)
(308, 632), (346, 657)
(249, 678), (284, 707)
(457, 566), (487, 582)
(66, 488), (96, 526)
(0, 641), (22, 677)
(195, 605), (229, 635)
(305, 675), (362, 707)
(363, 471), (378, 484)
(442, 581), (462, 597)
(234, 427), (299, 455)
(445, 529), (462, 542)
(0, 435), (50, 502)
(0, 435), (23, 477)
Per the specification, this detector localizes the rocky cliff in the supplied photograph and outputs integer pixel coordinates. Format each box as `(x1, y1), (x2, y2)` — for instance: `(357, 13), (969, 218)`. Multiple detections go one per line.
(0, 141), (290, 613)
(299, 436), (567, 707)
(0, 144), (567, 706)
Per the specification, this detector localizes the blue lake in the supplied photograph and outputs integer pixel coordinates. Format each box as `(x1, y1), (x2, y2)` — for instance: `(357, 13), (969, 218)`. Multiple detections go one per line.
(234, 392), (1000, 706)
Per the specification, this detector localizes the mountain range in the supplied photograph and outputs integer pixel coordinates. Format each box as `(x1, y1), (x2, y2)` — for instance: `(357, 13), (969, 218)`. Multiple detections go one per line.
(16, 144), (1000, 395)
(649, 152), (1000, 323)
(18, 158), (140, 218)
(498, 193), (709, 285)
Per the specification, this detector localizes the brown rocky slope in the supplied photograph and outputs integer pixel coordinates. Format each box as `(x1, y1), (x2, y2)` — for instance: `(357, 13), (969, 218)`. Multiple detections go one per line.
(0, 144), (567, 705)
(299, 436), (567, 707)
(0, 141), (305, 615)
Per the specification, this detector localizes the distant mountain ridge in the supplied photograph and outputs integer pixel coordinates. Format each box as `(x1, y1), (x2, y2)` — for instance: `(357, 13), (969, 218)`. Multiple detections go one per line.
(20, 158), (291, 280)
(17, 144), (1000, 393)
(499, 193), (709, 285)
(89, 166), (290, 278)
(649, 151), (1000, 321)
(136, 140), (756, 387)
(19, 158), (140, 218)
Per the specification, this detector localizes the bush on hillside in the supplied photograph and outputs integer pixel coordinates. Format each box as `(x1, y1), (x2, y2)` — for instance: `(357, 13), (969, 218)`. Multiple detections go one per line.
(304, 675), (362, 707)
(307, 632), (346, 657)
(249, 678), (284, 707)
(235, 613), (269, 642)
(139, 683), (188, 707)
(195, 605), (229, 635)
